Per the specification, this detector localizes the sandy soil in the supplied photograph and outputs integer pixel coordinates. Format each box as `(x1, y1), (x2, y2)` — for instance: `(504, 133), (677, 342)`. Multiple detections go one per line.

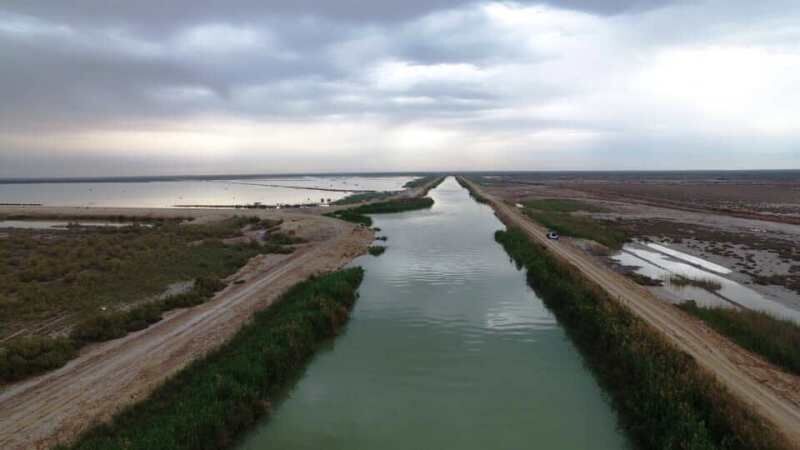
(464, 178), (800, 447)
(0, 212), (373, 450)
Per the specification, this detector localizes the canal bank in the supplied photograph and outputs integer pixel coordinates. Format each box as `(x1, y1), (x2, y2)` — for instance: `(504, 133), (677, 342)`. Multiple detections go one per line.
(238, 177), (629, 449)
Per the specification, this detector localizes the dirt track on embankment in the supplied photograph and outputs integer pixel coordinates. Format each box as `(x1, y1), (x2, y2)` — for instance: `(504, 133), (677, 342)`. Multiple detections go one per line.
(460, 177), (800, 447)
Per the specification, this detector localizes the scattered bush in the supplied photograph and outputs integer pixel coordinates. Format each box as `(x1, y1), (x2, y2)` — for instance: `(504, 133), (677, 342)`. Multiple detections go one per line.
(72, 277), (227, 344)
(669, 275), (722, 291)
(325, 209), (373, 226)
(368, 246), (386, 256)
(266, 232), (306, 246)
(628, 272), (664, 286)
(0, 336), (77, 382)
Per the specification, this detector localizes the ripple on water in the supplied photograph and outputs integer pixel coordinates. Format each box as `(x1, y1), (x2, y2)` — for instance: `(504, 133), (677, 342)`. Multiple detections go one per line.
(237, 177), (630, 450)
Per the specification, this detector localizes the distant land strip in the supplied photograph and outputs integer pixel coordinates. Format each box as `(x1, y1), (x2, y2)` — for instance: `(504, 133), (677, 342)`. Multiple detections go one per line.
(227, 181), (375, 193)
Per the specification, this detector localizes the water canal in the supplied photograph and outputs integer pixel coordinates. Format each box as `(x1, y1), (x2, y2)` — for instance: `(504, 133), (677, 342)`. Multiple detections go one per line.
(238, 177), (629, 449)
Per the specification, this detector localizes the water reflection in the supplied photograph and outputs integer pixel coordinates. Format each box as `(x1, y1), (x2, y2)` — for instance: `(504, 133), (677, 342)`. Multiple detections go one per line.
(613, 243), (800, 322)
(0, 176), (416, 208)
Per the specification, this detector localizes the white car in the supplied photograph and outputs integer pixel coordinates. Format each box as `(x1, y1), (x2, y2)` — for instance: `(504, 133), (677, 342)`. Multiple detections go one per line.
(546, 231), (560, 240)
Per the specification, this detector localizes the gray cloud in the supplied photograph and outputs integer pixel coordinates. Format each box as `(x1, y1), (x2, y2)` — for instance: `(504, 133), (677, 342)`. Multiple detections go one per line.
(3, 0), (680, 27)
(1, 0), (798, 176)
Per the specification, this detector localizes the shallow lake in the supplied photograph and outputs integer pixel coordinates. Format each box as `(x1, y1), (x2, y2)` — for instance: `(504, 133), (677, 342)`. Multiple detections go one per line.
(0, 176), (416, 208)
(237, 177), (629, 450)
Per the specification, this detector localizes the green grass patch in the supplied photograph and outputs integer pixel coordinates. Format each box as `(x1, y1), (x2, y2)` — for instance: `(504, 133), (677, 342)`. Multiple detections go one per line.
(679, 301), (800, 376)
(326, 197), (435, 227)
(523, 208), (628, 250)
(332, 191), (394, 205)
(495, 227), (788, 450)
(523, 198), (608, 213)
(57, 268), (364, 450)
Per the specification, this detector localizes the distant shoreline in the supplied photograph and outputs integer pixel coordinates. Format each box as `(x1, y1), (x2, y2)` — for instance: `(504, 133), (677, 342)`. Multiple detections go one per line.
(0, 169), (797, 184)
(0, 172), (432, 184)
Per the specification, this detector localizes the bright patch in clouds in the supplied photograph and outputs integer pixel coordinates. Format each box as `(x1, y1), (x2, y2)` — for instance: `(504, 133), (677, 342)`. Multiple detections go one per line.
(370, 61), (488, 90)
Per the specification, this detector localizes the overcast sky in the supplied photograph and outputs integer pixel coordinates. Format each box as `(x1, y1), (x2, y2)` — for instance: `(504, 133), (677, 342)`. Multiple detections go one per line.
(0, 0), (798, 177)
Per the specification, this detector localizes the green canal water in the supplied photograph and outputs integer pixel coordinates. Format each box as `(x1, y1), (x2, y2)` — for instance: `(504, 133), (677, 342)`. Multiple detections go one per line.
(238, 177), (629, 450)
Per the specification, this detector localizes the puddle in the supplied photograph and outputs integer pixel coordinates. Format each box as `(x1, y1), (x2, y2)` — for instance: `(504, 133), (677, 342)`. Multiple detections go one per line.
(613, 243), (800, 323)
(646, 243), (731, 274)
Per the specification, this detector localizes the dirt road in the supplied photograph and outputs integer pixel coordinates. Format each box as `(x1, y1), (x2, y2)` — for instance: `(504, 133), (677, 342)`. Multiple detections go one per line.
(0, 216), (372, 450)
(461, 177), (800, 446)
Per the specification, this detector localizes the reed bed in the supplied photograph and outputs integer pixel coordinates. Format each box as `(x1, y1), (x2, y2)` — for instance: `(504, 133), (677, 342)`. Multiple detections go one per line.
(495, 227), (788, 450)
(680, 301), (800, 376)
(57, 268), (365, 450)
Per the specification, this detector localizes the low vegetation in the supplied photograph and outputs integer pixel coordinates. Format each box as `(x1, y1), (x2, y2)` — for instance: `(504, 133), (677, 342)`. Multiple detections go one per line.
(70, 276), (227, 344)
(403, 175), (440, 190)
(523, 208), (628, 250)
(358, 197), (434, 214)
(368, 245), (386, 256)
(1, 274), (232, 384)
(0, 336), (77, 382)
(0, 217), (279, 326)
(325, 209), (373, 226)
(669, 274), (722, 291)
(679, 301), (800, 376)
(457, 177), (627, 249)
(57, 268), (365, 450)
(0, 216), (298, 383)
(332, 191), (393, 205)
(523, 198), (608, 213)
(627, 272), (664, 286)
(326, 197), (435, 226)
(495, 227), (788, 450)
(455, 177), (489, 203)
